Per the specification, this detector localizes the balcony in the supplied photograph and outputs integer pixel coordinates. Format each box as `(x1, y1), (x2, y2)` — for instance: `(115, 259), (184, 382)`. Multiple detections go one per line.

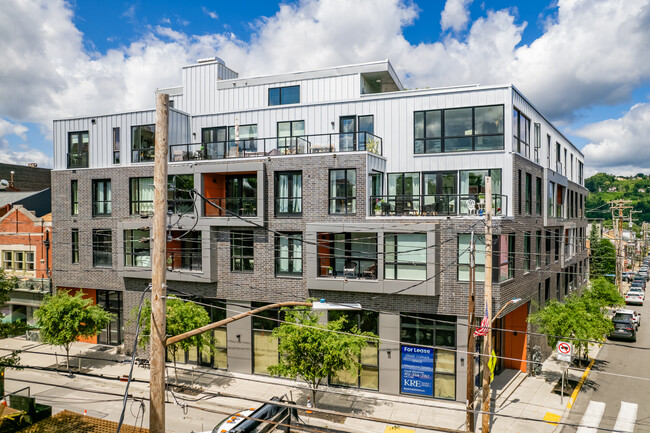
(169, 132), (383, 162)
(166, 251), (202, 272)
(204, 197), (257, 217)
(67, 152), (89, 169)
(369, 194), (508, 217)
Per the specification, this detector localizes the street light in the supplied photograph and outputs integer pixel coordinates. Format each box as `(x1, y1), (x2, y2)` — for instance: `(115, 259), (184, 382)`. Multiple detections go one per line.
(492, 298), (522, 323)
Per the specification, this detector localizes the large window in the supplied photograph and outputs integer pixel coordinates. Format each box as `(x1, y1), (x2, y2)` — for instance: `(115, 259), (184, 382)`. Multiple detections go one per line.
(92, 229), (112, 267)
(131, 125), (155, 163)
(124, 229), (150, 267)
(317, 233), (377, 279)
(534, 122), (541, 164)
(225, 174), (257, 216)
(328, 310), (378, 390)
(340, 115), (375, 152)
(459, 169), (502, 213)
(71, 180), (78, 215)
(230, 230), (254, 272)
(387, 172), (420, 214)
(92, 179), (112, 217)
(71, 229), (79, 264)
(459, 234), (513, 282)
(275, 171), (302, 216)
(68, 131), (89, 168)
(130, 176), (193, 215)
(513, 108), (530, 158)
(275, 233), (302, 276)
(524, 232), (531, 272)
(329, 169), (356, 214)
(252, 302), (284, 374)
(414, 105), (503, 154)
(548, 181), (555, 217)
(97, 290), (122, 345)
(277, 120), (305, 154)
(400, 314), (456, 400)
(167, 231), (202, 271)
(268, 85), (300, 106)
(130, 177), (154, 214)
(385, 233), (427, 280)
(2, 251), (34, 273)
(536, 177), (542, 216)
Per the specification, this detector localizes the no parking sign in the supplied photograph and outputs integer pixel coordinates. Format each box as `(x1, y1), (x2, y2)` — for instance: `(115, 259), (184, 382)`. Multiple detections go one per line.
(556, 341), (573, 362)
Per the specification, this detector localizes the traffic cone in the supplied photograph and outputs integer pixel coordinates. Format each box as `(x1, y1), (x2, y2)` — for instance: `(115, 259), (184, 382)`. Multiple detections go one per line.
(84, 409), (87, 416)
(306, 397), (312, 414)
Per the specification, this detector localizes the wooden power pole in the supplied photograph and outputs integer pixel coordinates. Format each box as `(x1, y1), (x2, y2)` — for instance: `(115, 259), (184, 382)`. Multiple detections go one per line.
(481, 177), (493, 433)
(150, 93), (169, 433)
(466, 231), (476, 432)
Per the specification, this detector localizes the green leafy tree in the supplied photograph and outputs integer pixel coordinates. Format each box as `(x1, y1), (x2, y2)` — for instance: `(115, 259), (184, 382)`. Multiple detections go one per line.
(582, 277), (624, 308)
(589, 226), (616, 280)
(267, 306), (378, 406)
(135, 296), (212, 384)
(0, 270), (26, 369)
(35, 290), (113, 368)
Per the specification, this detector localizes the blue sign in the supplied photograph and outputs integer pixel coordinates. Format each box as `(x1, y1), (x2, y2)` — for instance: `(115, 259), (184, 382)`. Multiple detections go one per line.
(401, 345), (434, 396)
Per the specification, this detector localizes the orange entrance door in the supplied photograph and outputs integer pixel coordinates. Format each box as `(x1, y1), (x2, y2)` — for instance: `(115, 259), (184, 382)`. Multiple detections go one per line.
(503, 303), (528, 372)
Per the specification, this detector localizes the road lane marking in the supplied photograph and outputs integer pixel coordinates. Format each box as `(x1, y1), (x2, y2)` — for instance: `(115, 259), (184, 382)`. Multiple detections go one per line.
(543, 412), (561, 425)
(568, 357), (595, 409)
(576, 400), (606, 433)
(613, 401), (637, 432)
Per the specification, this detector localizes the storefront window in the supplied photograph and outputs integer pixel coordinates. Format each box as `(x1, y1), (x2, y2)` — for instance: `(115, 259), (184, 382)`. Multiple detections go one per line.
(400, 314), (456, 400)
(252, 302), (283, 375)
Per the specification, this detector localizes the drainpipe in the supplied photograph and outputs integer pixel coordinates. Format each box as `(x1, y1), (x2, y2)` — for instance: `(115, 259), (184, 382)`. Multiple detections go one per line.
(43, 230), (52, 294)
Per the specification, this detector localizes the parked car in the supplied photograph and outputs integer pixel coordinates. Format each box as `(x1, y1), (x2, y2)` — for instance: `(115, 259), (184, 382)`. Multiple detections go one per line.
(626, 288), (645, 305)
(614, 309), (641, 329)
(622, 271), (634, 282)
(610, 313), (637, 342)
(631, 279), (646, 291)
(199, 396), (296, 433)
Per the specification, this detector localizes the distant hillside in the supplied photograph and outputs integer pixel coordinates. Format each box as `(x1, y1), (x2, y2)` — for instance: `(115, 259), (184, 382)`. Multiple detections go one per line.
(585, 173), (650, 224)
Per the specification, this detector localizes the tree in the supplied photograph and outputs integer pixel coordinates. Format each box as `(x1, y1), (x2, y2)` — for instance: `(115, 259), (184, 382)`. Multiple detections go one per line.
(589, 226), (616, 280)
(267, 306), (378, 406)
(0, 270), (26, 370)
(529, 279), (618, 362)
(35, 290), (113, 368)
(135, 296), (212, 384)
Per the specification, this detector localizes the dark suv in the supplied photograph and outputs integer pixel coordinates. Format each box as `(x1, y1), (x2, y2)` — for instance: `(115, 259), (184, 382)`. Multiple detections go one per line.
(610, 313), (637, 342)
(631, 279), (646, 291)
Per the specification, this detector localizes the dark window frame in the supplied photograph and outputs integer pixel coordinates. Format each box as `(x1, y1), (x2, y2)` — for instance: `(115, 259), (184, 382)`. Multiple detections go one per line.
(414, 105), (504, 154)
(268, 85), (300, 106)
(112, 127), (120, 165)
(92, 179), (112, 217)
(71, 180), (78, 215)
(67, 130), (89, 168)
(384, 233), (427, 281)
(230, 230), (254, 272)
(329, 169), (357, 214)
(92, 229), (112, 268)
(131, 124), (155, 163)
(513, 108), (531, 158)
(525, 172), (532, 215)
(524, 232), (531, 272)
(536, 177), (542, 216)
(71, 229), (79, 264)
(274, 232), (303, 276)
(124, 229), (151, 267)
(274, 171), (302, 217)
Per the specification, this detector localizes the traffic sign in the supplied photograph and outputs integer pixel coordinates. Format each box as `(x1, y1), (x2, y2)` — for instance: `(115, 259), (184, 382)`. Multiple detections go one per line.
(557, 341), (573, 362)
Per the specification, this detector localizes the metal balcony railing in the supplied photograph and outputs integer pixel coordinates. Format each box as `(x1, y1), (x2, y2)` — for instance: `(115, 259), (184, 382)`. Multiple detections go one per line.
(67, 152), (89, 169)
(318, 257), (378, 279)
(204, 197), (257, 217)
(369, 194), (508, 217)
(166, 252), (202, 271)
(169, 132), (383, 162)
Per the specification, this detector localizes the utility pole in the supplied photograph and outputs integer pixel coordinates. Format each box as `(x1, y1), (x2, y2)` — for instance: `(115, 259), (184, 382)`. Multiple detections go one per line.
(481, 177), (493, 433)
(609, 199), (633, 293)
(466, 231), (476, 432)
(150, 93), (169, 433)
(643, 222), (648, 259)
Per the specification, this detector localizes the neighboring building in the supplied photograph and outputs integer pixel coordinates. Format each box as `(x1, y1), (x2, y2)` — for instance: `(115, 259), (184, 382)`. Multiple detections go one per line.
(51, 58), (588, 402)
(0, 162), (51, 192)
(0, 203), (52, 325)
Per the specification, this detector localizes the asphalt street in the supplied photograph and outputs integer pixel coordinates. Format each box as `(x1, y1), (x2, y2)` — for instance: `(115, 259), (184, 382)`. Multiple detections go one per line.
(561, 294), (650, 432)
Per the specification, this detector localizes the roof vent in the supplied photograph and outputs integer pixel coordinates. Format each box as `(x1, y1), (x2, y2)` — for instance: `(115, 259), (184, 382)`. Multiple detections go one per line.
(28, 163), (37, 167)
(197, 56), (225, 65)
(0, 179), (8, 190)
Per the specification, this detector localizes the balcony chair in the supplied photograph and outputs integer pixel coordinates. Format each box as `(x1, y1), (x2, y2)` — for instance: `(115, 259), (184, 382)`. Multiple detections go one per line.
(343, 261), (357, 278)
(363, 264), (377, 279)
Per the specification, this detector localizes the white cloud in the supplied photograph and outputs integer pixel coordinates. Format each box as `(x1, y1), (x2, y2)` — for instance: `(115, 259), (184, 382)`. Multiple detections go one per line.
(0, 119), (28, 140)
(2, 0), (650, 175)
(579, 103), (650, 176)
(0, 149), (52, 168)
(441, 0), (473, 31)
(202, 7), (218, 20)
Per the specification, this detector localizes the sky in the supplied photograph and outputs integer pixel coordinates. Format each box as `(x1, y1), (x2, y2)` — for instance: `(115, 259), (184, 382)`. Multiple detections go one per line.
(1, 0), (650, 176)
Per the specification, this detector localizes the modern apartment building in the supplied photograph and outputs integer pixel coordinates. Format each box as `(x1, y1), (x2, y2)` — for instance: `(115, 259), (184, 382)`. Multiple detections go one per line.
(51, 58), (588, 402)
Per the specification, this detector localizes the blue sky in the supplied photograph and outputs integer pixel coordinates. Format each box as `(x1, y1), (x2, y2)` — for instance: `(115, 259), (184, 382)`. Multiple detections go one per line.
(1, 0), (650, 175)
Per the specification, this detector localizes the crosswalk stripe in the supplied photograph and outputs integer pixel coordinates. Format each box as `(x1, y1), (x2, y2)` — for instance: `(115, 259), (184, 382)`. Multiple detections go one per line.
(613, 401), (637, 433)
(577, 401), (606, 433)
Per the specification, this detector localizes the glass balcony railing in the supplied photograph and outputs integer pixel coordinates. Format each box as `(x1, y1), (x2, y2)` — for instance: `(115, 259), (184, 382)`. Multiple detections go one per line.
(169, 132), (383, 162)
(204, 197), (257, 217)
(67, 152), (89, 168)
(369, 194), (508, 217)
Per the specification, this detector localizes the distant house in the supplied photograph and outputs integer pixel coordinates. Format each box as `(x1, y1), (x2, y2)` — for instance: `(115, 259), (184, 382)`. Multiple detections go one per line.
(0, 163), (51, 192)
(639, 188), (646, 193)
(608, 187), (617, 192)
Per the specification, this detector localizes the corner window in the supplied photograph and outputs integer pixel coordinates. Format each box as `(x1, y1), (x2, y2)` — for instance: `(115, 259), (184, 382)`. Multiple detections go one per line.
(275, 233), (302, 276)
(71, 180), (78, 215)
(67, 131), (89, 168)
(124, 229), (150, 267)
(92, 229), (112, 267)
(131, 125), (155, 163)
(230, 230), (254, 272)
(92, 179), (112, 217)
(414, 105), (503, 154)
(275, 171), (302, 216)
(71, 229), (79, 264)
(513, 108), (530, 158)
(329, 169), (356, 214)
(268, 85), (300, 106)
(385, 233), (427, 280)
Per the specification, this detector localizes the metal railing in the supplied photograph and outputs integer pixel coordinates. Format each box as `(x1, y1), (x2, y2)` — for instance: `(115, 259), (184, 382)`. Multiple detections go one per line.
(169, 132), (383, 162)
(318, 257), (378, 279)
(204, 196), (257, 217)
(166, 252), (202, 271)
(67, 152), (89, 168)
(132, 147), (156, 163)
(369, 194), (508, 216)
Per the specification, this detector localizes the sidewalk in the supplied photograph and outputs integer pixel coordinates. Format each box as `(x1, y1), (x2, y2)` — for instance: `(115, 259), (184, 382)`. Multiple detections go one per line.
(0, 337), (598, 433)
